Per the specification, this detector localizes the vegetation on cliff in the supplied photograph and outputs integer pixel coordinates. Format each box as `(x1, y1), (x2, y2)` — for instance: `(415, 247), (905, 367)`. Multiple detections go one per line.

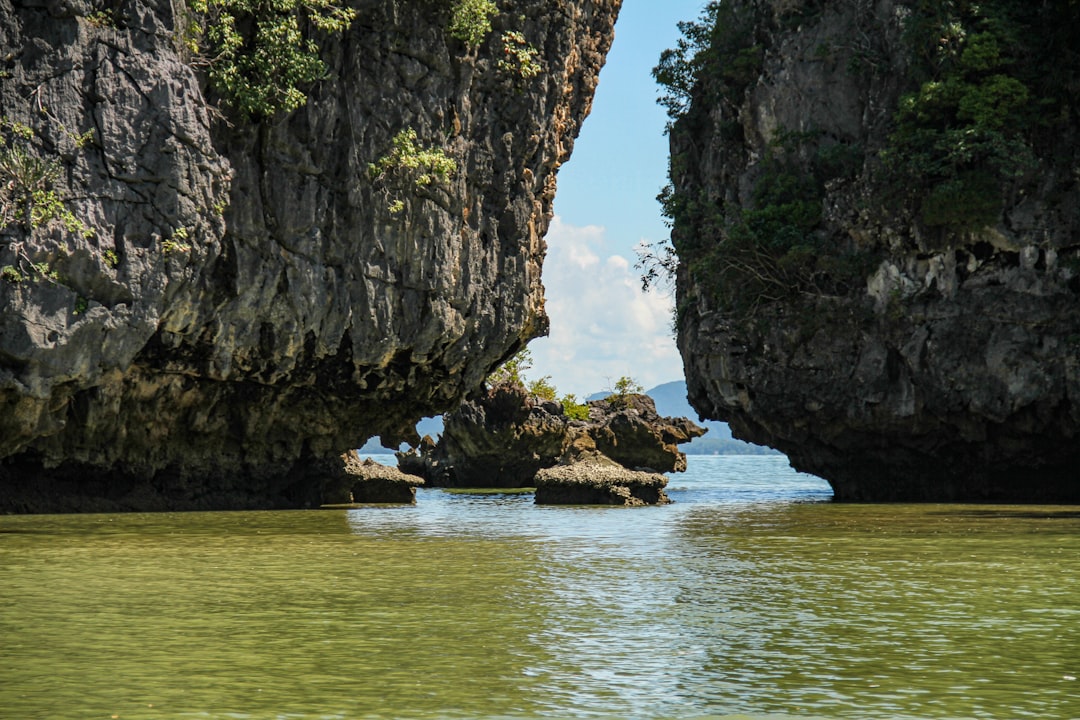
(884, 0), (1080, 234)
(651, 0), (1080, 316)
(0, 0), (619, 512)
(185, 0), (356, 116)
(185, 0), (541, 117)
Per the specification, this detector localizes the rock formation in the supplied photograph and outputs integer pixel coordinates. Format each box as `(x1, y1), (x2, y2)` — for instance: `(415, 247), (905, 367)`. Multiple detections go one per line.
(534, 454), (671, 506)
(322, 452), (424, 505)
(399, 385), (704, 504)
(666, 1), (1080, 501)
(0, 0), (620, 512)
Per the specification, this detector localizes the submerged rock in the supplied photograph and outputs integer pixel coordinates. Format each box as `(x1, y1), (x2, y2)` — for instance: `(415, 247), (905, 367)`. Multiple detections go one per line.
(0, 0), (620, 512)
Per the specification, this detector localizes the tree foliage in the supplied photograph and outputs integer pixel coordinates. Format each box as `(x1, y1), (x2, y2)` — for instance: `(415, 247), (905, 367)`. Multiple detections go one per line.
(368, 128), (457, 212)
(652, 1), (763, 120)
(187, 0), (355, 117)
(653, 0), (1080, 318)
(449, 0), (497, 47)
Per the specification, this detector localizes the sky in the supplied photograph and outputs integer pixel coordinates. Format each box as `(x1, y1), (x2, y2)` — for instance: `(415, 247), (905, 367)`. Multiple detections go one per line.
(527, 0), (707, 397)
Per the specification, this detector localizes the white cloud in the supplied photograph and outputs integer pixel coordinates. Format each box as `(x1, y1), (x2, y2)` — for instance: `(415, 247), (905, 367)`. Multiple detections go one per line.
(528, 216), (683, 396)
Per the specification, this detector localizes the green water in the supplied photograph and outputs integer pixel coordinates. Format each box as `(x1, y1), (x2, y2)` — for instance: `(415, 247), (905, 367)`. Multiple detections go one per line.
(1, 457), (1078, 720)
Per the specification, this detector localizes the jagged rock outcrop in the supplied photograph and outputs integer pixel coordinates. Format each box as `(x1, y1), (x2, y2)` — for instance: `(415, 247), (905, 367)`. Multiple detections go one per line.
(0, 0), (620, 512)
(399, 385), (704, 498)
(322, 451), (424, 505)
(668, 0), (1080, 501)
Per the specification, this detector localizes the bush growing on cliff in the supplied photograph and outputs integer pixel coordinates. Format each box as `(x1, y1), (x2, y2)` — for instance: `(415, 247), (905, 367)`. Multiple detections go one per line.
(0, 121), (94, 241)
(653, 1), (763, 120)
(884, 0), (1080, 235)
(652, 5), (875, 315)
(560, 393), (590, 421)
(498, 30), (542, 79)
(661, 129), (875, 316)
(449, 0), (498, 47)
(369, 128), (457, 212)
(487, 348), (591, 420)
(186, 0), (355, 117)
(488, 347), (533, 388)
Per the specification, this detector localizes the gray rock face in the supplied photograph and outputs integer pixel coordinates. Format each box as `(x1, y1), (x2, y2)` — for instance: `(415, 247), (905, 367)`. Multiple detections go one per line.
(0, 0), (620, 512)
(671, 0), (1080, 501)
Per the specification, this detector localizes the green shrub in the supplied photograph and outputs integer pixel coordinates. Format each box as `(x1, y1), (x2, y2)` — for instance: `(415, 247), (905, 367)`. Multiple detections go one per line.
(1, 265), (25, 283)
(527, 376), (557, 402)
(498, 31), (541, 79)
(881, 0), (1079, 234)
(449, 0), (497, 47)
(611, 376), (643, 397)
(0, 140), (93, 239)
(653, 1), (763, 119)
(369, 128), (457, 212)
(560, 394), (590, 421)
(488, 347), (533, 389)
(920, 172), (1002, 231)
(187, 0), (355, 117)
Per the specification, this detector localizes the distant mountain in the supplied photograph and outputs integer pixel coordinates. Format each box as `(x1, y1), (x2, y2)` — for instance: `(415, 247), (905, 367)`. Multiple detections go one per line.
(643, 381), (778, 455)
(362, 381), (779, 456)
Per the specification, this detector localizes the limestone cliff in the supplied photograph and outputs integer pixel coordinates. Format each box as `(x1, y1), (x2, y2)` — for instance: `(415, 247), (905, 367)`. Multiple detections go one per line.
(667, 0), (1080, 501)
(0, 0), (620, 512)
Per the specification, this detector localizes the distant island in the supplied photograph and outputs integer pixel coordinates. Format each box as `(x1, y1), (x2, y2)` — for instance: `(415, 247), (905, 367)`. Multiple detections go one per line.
(361, 380), (779, 456)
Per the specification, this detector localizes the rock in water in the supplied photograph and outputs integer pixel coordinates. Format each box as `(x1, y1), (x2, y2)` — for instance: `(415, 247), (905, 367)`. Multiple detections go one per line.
(667, 0), (1080, 502)
(0, 1), (620, 512)
(322, 452), (424, 505)
(534, 454), (671, 507)
(403, 385), (702, 504)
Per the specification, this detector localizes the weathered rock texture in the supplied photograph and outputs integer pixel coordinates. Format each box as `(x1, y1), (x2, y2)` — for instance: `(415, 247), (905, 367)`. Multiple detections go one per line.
(534, 454), (671, 506)
(322, 452), (424, 505)
(0, 0), (620, 512)
(400, 385), (704, 496)
(671, 0), (1080, 501)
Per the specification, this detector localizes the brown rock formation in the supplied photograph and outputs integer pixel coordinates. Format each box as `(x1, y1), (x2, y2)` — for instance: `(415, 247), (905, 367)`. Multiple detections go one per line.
(534, 453), (671, 506)
(401, 386), (704, 499)
(323, 452), (424, 505)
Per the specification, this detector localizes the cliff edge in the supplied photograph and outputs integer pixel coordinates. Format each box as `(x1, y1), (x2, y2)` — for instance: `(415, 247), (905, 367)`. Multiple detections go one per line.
(665, 0), (1080, 501)
(0, 0), (620, 512)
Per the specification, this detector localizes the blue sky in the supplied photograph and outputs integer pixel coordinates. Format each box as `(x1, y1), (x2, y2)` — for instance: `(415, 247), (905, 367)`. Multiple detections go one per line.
(528, 0), (707, 396)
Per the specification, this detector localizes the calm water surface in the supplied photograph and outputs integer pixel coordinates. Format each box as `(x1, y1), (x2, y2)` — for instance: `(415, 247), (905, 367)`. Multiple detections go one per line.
(1, 455), (1078, 720)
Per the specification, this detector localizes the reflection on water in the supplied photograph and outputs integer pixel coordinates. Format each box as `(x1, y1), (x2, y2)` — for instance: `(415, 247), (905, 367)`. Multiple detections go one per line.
(1, 456), (1078, 720)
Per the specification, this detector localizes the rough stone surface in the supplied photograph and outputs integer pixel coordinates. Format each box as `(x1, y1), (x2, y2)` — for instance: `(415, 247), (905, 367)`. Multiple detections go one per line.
(586, 394), (705, 474)
(534, 452), (670, 506)
(322, 452), (424, 505)
(0, 0), (620, 512)
(408, 384), (571, 488)
(671, 0), (1080, 501)
(401, 387), (705, 489)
